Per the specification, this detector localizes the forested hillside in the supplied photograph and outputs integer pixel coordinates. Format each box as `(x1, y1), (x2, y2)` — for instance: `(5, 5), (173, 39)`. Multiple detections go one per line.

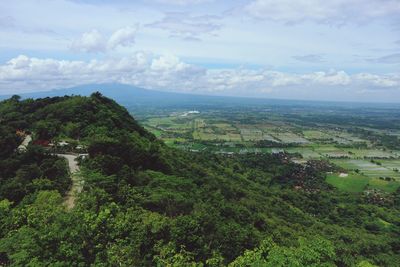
(0, 94), (399, 266)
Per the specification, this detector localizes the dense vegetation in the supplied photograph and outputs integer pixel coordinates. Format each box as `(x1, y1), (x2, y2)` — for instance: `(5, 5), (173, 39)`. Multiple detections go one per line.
(0, 94), (399, 266)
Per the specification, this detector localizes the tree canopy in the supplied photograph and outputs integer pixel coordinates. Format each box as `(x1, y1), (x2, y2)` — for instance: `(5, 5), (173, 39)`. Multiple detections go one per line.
(0, 94), (398, 266)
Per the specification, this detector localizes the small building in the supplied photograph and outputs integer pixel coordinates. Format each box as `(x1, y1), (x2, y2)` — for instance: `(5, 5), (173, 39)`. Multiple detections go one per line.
(58, 141), (69, 147)
(78, 153), (89, 160)
(33, 139), (50, 147)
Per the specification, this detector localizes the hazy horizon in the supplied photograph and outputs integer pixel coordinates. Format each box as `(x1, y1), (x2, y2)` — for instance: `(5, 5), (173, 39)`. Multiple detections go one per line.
(3, 82), (400, 106)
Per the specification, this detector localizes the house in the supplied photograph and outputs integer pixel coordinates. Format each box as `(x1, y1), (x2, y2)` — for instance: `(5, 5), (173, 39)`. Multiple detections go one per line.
(16, 130), (26, 138)
(76, 145), (85, 150)
(33, 139), (50, 147)
(58, 141), (69, 147)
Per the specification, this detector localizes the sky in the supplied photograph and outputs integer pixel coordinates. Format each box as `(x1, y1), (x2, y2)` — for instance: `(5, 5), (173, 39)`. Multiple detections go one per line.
(0, 0), (399, 102)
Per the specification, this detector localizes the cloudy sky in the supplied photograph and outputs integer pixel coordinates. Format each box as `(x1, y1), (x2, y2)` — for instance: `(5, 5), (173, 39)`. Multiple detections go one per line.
(0, 0), (399, 102)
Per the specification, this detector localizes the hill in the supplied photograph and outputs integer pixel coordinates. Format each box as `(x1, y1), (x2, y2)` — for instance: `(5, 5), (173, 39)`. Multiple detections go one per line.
(0, 84), (196, 107)
(0, 83), (243, 108)
(0, 94), (399, 266)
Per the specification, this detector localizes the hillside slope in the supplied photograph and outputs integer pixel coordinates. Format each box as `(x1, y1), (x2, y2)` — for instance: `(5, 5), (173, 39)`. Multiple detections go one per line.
(0, 94), (399, 266)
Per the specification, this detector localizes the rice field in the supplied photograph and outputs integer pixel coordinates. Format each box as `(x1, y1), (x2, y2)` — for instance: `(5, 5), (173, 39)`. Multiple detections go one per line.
(271, 132), (310, 144)
(346, 149), (397, 159)
(378, 160), (400, 170)
(141, 113), (400, 193)
(312, 146), (349, 158)
(331, 159), (400, 180)
(322, 151), (351, 158)
(336, 132), (368, 143)
(303, 130), (332, 140)
(284, 148), (321, 159)
(240, 128), (263, 141)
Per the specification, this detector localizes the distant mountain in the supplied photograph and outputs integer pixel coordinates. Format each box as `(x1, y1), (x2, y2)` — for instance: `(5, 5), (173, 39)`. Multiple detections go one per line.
(0, 83), (202, 107)
(1, 83), (397, 109)
(2, 83), (270, 108)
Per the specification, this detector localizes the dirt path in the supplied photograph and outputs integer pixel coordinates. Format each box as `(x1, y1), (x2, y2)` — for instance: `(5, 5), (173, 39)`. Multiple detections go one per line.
(56, 154), (83, 209)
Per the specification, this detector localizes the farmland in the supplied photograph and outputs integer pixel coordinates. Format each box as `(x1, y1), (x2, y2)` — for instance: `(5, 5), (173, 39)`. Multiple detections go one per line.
(135, 104), (400, 193)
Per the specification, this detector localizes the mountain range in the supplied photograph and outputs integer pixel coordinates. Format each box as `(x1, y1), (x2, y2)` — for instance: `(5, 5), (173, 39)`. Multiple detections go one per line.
(2, 83), (396, 109)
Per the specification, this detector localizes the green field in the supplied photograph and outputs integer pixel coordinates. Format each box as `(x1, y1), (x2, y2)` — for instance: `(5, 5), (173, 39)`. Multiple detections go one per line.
(378, 159), (400, 171)
(331, 159), (400, 179)
(140, 109), (400, 193)
(328, 159), (400, 192)
(326, 173), (400, 192)
(346, 148), (396, 158)
(272, 132), (309, 144)
(284, 147), (321, 159)
(303, 130), (332, 140)
(326, 173), (369, 192)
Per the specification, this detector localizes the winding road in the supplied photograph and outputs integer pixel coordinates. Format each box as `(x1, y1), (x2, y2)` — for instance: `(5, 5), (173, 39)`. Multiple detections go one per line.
(17, 134), (83, 209)
(56, 154), (84, 209)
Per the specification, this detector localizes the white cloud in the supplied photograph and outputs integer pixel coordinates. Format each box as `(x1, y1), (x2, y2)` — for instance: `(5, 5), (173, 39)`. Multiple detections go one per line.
(303, 70), (351, 86)
(70, 29), (106, 53)
(70, 26), (138, 53)
(244, 0), (400, 25)
(0, 54), (398, 101)
(354, 73), (399, 87)
(0, 54), (205, 93)
(108, 26), (138, 49)
(204, 69), (354, 93)
(151, 54), (192, 72)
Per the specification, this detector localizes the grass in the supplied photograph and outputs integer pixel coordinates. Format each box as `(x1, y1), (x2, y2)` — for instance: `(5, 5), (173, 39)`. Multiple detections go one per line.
(312, 145), (340, 152)
(331, 159), (374, 170)
(240, 128), (263, 141)
(214, 123), (236, 131)
(378, 160), (400, 173)
(326, 173), (369, 192)
(262, 134), (279, 142)
(144, 126), (163, 137)
(284, 148), (321, 159)
(347, 149), (396, 158)
(331, 159), (400, 179)
(326, 173), (400, 193)
(228, 133), (242, 141)
(336, 132), (368, 143)
(271, 132), (309, 144)
(303, 130), (332, 140)
(367, 178), (400, 193)
(326, 168), (400, 193)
